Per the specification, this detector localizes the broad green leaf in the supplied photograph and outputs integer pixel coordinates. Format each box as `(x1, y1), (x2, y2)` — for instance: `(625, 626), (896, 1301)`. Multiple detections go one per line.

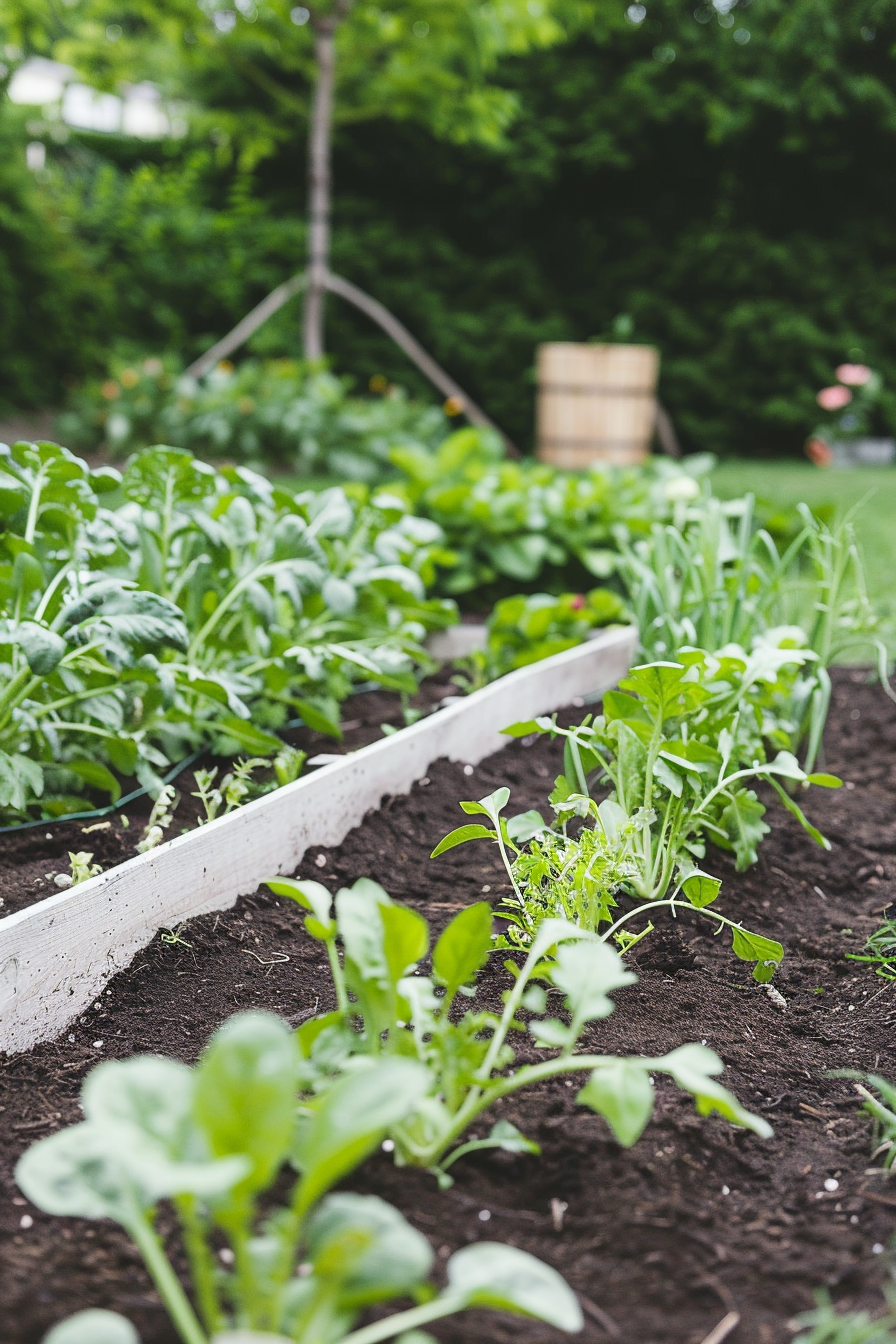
(265, 878), (333, 928)
(43, 1310), (140, 1344)
(16, 1122), (146, 1223)
(194, 1012), (299, 1195)
(12, 551), (44, 599)
(430, 823), (494, 858)
(432, 902), (493, 1003)
(806, 773), (842, 788)
(577, 1062), (655, 1145)
(15, 622), (67, 675)
(652, 755), (682, 797)
(106, 737), (139, 776)
(549, 939), (636, 1022)
(682, 872), (722, 908)
(82, 1057), (193, 1148)
(485, 1118), (540, 1156)
(381, 903), (429, 987)
(719, 789), (769, 871)
(602, 690), (651, 724)
(214, 717), (283, 756)
(527, 917), (597, 966)
(500, 719), (544, 738)
(460, 787), (510, 823)
(444, 1243), (583, 1330)
(292, 1061), (430, 1217)
(506, 809), (547, 843)
(64, 759), (122, 804)
(306, 1193), (433, 1305)
(730, 926), (785, 983)
(659, 1044), (773, 1138)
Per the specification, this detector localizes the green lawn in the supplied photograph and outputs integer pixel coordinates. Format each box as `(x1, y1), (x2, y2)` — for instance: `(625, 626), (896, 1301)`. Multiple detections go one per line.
(711, 460), (896, 611)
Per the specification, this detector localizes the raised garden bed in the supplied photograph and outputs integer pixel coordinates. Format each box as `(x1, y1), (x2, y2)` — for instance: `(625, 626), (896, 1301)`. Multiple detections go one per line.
(0, 628), (635, 1054)
(3, 666), (896, 1343)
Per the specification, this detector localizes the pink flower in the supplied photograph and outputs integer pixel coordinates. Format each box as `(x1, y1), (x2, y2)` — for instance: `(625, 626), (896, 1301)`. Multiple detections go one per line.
(835, 363), (872, 386)
(817, 385), (852, 410)
(570, 594), (586, 610)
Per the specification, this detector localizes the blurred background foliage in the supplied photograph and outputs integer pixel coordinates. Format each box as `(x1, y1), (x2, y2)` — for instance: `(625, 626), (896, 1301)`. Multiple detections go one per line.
(3, 0), (896, 456)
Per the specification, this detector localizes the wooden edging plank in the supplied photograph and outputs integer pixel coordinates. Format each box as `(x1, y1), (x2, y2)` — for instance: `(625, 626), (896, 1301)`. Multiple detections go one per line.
(0, 626), (636, 1055)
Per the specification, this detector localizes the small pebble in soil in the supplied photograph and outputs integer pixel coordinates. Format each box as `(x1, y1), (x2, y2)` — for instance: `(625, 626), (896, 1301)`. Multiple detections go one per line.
(722, 1186), (730, 1195)
(824, 1179), (839, 1191)
(92, 1040), (104, 1049)
(44, 833), (52, 841)
(874, 1244), (885, 1254)
(463, 764), (474, 776)
(19, 1216), (32, 1230)
(482, 884), (491, 893)
(314, 854), (327, 868)
(382, 1139), (395, 1153)
(419, 777), (430, 786)
(851, 1216), (860, 1224)
(219, 1249), (235, 1265)
(478, 1210), (491, 1222)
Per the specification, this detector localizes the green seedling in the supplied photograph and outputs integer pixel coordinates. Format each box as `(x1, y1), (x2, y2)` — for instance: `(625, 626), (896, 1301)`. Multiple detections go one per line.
(53, 851), (103, 888)
(265, 876), (771, 1187)
(434, 785), (785, 981)
(19, 1012), (584, 1344)
(847, 911), (896, 981)
(793, 1277), (896, 1343)
(137, 784), (180, 853)
(829, 1071), (896, 1177)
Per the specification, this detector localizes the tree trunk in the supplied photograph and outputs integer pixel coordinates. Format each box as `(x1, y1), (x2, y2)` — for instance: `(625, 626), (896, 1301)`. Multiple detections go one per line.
(303, 10), (342, 361)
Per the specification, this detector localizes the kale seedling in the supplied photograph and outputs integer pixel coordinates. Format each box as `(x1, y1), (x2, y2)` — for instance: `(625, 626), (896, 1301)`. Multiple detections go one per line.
(266, 876), (771, 1186)
(18, 1012), (583, 1344)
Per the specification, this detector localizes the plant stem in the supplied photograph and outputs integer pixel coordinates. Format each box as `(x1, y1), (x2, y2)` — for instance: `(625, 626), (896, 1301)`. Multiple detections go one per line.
(128, 1212), (208, 1344)
(175, 1196), (223, 1336)
(340, 1295), (465, 1344)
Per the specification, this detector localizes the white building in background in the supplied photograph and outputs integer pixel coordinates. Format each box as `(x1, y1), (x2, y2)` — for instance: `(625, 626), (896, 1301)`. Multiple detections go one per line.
(8, 56), (176, 139)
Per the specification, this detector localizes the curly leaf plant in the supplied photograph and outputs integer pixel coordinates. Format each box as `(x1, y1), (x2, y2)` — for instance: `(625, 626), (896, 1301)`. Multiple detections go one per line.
(18, 1012), (584, 1344)
(266, 876), (771, 1188)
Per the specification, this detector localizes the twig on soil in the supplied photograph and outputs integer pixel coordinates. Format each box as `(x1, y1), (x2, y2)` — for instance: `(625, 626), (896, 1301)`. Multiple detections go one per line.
(697, 1311), (740, 1344)
(578, 1294), (621, 1336)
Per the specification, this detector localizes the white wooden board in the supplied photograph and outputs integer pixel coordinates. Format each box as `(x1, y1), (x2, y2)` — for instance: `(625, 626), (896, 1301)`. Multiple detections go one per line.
(0, 626), (636, 1054)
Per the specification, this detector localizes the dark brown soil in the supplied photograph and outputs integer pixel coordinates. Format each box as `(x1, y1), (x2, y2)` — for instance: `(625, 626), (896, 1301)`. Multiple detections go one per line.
(0, 673), (458, 917)
(3, 668), (896, 1344)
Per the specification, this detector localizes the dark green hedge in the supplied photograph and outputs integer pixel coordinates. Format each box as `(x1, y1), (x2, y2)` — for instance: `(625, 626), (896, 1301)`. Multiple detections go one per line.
(7, 0), (896, 454)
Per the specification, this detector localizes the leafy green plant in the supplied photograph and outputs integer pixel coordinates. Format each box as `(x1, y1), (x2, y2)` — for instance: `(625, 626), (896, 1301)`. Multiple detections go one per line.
(57, 358), (451, 483)
(847, 911), (896, 981)
(457, 587), (627, 687)
(18, 1011), (584, 1344)
(794, 1283), (896, 1344)
(265, 875), (771, 1187)
(390, 428), (714, 598)
(503, 647), (840, 888)
(434, 785), (785, 981)
(0, 439), (457, 821)
(615, 493), (889, 771)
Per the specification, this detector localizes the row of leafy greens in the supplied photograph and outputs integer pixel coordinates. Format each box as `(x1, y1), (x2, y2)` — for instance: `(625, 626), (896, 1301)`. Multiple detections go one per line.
(0, 439), (455, 821)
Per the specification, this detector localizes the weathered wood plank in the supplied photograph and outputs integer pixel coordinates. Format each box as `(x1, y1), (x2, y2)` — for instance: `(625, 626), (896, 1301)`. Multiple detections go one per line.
(0, 627), (636, 1054)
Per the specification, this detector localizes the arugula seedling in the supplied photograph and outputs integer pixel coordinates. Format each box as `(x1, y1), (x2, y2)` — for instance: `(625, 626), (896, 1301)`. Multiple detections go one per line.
(847, 912), (896, 981)
(19, 1012), (584, 1344)
(435, 786), (785, 982)
(266, 876), (771, 1186)
(829, 1071), (896, 1177)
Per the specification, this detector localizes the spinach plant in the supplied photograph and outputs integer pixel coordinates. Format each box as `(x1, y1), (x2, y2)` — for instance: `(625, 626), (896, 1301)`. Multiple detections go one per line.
(266, 876), (771, 1187)
(19, 1012), (583, 1344)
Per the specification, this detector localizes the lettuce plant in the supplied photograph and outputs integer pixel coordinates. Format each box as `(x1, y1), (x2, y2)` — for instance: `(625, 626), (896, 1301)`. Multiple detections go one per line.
(18, 1012), (583, 1344)
(266, 876), (771, 1187)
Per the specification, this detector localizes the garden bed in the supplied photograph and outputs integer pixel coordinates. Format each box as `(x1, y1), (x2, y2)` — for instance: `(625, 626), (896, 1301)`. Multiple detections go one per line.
(3, 667), (896, 1343)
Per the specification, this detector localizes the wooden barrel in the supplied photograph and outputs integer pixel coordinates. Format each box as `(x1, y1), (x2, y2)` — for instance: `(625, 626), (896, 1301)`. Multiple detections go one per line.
(536, 342), (660, 468)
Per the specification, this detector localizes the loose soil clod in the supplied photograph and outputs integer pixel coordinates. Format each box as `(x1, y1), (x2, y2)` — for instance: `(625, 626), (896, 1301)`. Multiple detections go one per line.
(2, 667), (896, 1343)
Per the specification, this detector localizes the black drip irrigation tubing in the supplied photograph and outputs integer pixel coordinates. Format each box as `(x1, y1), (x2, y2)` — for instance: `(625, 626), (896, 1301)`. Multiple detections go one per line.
(0, 682), (392, 839)
(0, 749), (206, 838)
